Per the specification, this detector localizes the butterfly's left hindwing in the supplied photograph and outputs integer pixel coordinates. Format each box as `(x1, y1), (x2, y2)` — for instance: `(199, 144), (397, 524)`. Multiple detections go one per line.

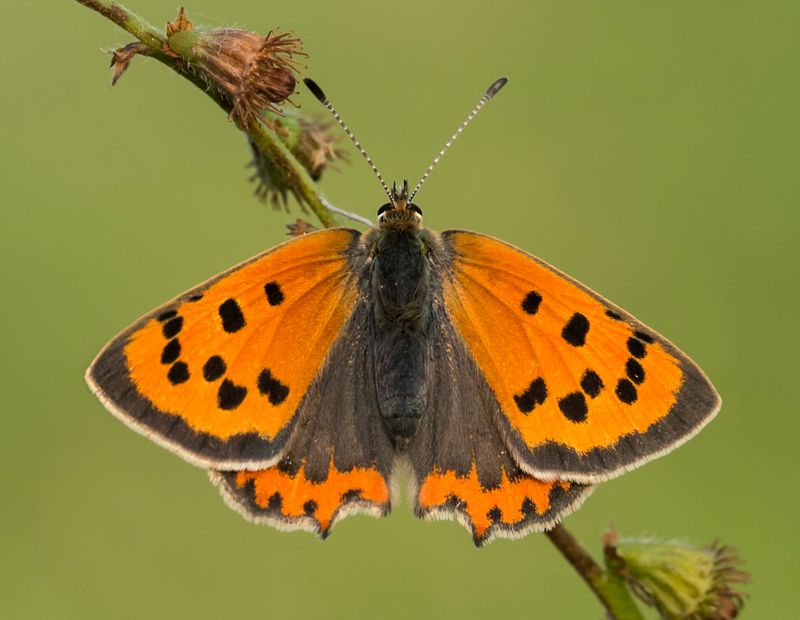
(212, 301), (395, 538)
(440, 231), (720, 483)
(87, 229), (361, 470)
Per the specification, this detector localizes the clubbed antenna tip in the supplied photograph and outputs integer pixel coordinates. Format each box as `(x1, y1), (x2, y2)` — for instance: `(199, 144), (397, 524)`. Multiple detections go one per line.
(407, 76), (509, 202)
(487, 76), (508, 98)
(304, 77), (394, 203)
(303, 78), (327, 104)
(303, 75), (509, 208)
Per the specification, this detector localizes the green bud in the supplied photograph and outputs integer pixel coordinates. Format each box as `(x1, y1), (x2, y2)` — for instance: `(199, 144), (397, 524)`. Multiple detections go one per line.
(606, 534), (748, 619)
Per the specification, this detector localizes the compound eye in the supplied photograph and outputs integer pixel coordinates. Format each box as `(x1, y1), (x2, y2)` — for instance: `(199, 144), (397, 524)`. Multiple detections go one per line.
(409, 204), (423, 216)
(377, 203), (392, 216)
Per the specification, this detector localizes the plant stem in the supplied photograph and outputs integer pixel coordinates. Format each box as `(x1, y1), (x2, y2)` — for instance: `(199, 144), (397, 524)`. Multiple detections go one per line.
(74, 0), (337, 228)
(245, 117), (336, 228)
(546, 525), (643, 620)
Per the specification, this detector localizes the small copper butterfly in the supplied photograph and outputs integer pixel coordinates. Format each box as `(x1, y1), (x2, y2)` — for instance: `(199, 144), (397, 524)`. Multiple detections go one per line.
(87, 77), (720, 545)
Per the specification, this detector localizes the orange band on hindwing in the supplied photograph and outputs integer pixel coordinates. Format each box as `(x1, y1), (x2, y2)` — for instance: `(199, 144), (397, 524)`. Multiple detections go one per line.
(417, 463), (587, 544)
(214, 454), (391, 537)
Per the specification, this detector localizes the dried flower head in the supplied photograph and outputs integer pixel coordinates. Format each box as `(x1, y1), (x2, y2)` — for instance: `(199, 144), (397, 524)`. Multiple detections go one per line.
(294, 115), (349, 181)
(605, 533), (749, 619)
(249, 109), (348, 208)
(164, 8), (305, 129)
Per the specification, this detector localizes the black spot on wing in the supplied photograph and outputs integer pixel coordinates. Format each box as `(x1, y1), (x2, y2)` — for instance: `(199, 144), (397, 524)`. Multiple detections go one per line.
(160, 338), (181, 364)
(521, 291), (542, 315)
(264, 282), (284, 306)
(562, 313), (589, 347)
(162, 316), (183, 339)
(218, 379), (247, 409)
(615, 378), (638, 404)
(341, 489), (362, 502)
(157, 309), (177, 322)
(445, 494), (465, 511)
(605, 310), (623, 321)
(627, 337), (647, 359)
(514, 377), (547, 414)
(258, 369), (290, 405)
(626, 358), (645, 384)
(487, 506), (502, 523)
(202, 355), (226, 382)
(167, 361), (189, 385)
(303, 500), (317, 516)
(580, 369), (604, 398)
(219, 298), (246, 333)
(276, 456), (300, 477)
(633, 330), (654, 343)
(558, 392), (588, 423)
(521, 497), (536, 516)
(268, 492), (283, 511)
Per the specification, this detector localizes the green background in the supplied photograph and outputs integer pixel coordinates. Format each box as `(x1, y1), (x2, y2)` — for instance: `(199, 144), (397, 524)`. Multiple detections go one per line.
(2, 1), (797, 617)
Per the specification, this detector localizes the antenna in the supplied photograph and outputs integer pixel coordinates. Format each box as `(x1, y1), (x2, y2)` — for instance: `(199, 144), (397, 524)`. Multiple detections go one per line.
(408, 77), (508, 202)
(304, 78), (394, 205)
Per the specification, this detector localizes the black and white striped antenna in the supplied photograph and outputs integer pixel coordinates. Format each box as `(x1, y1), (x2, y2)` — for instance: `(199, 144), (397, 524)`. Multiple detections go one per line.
(304, 78), (394, 205)
(304, 76), (508, 206)
(408, 77), (507, 202)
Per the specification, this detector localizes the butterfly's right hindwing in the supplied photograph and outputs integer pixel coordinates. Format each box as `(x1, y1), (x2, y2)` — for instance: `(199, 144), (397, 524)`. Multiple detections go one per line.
(407, 241), (593, 546)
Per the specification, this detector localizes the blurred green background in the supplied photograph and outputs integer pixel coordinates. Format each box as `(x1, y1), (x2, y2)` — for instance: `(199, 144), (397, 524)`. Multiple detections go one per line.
(2, 1), (797, 617)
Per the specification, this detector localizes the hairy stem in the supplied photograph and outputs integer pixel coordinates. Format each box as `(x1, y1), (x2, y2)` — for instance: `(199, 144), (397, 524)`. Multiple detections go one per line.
(75, 0), (337, 228)
(546, 525), (643, 620)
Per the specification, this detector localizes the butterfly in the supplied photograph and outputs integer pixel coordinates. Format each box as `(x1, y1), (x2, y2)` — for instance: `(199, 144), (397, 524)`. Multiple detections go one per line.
(86, 77), (720, 546)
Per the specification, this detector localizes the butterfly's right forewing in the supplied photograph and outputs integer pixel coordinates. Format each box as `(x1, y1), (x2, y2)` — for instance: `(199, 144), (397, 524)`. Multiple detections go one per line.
(439, 231), (720, 484)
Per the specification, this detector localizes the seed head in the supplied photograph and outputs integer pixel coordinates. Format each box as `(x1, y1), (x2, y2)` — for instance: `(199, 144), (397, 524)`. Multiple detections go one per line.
(249, 109), (348, 208)
(164, 8), (306, 129)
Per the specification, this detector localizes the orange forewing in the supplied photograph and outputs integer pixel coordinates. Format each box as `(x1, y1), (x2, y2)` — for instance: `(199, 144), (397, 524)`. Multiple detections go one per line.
(442, 232), (687, 455)
(118, 229), (357, 440)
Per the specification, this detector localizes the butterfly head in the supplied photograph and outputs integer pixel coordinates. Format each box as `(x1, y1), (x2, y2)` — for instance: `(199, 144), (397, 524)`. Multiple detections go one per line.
(377, 180), (423, 229)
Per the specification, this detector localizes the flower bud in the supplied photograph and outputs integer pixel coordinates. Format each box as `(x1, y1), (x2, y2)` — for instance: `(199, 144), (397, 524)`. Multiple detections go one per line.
(605, 533), (748, 619)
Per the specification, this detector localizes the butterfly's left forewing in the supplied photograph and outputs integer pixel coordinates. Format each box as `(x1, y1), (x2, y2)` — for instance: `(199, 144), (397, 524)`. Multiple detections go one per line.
(87, 228), (361, 470)
(440, 231), (720, 483)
